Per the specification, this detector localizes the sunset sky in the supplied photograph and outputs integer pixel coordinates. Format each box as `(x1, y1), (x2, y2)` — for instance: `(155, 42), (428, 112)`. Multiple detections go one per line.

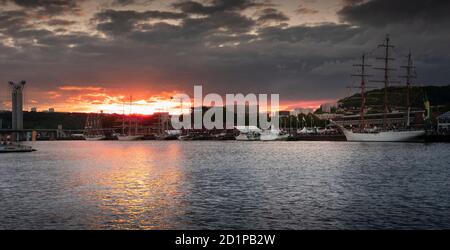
(1, 0), (449, 114)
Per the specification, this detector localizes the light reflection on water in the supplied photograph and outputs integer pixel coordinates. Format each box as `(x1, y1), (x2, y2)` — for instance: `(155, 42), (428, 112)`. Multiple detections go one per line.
(79, 143), (186, 229)
(0, 141), (449, 229)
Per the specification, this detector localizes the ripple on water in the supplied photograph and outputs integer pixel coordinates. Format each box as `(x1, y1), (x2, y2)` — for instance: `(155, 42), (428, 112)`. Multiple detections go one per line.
(0, 141), (449, 229)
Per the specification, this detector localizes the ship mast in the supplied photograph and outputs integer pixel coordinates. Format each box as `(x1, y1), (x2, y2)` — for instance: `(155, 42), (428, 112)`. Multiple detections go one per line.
(122, 100), (125, 135)
(371, 35), (396, 129)
(352, 53), (371, 130)
(129, 95), (133, 135)
(401, 52), (415, 127)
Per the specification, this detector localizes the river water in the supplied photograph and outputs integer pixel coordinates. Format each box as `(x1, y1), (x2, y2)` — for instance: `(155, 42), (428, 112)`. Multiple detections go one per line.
(0, 141), (449, 229)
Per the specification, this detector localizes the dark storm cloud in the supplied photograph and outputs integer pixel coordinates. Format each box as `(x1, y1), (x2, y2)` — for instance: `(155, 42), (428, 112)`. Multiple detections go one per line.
(0, 10), (27, 29)
(46, 19), (77, 26)
(112, 0), (137, 5)
(259, 24), (360, 44)
(0, 10), (36, 38)
(341, 0), (363, 6)
(95, 7), (256, 42)
(111, 0), (155, 6)
(179, 11), (256, 35)
(339, 0), (450, 27)
(335, 0), (450, 88)
(256, 8), (289, 24)
(95, 9), (187, 22)
(294, 6), (319, 15)
(1, 0), (450, 109)
(0, 10), (61, 44)
(0, 0), (84, 16)
(94, 9), (186, 35)
(172, 0), (262, 15)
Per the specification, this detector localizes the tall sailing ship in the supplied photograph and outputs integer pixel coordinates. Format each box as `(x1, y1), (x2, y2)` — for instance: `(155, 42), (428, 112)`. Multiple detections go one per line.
(84, 112), (105, 141)
(340, 35), (425, 142)
(117, 96), (143, 141)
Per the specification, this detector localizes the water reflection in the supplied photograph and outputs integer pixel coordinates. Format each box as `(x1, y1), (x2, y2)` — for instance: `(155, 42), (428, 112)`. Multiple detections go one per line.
(79, 143), (186, 229)
(1, 141), (450, 229)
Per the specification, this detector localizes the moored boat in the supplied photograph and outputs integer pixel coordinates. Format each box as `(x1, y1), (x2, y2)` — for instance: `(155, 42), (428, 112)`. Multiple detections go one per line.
(117, 134), (142, 141)
(235, 131), (260, 141)
(178, 134), (194, 141)
(0, 143), (36, 153)
(260, 129), (289, 141)
(84, 135), (105, 141)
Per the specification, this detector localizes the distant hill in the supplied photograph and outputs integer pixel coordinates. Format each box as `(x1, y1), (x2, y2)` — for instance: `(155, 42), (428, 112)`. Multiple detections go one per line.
(338, 85), (450, 112)
(0, 112), (160, 130)
(0, 112), (88, 130)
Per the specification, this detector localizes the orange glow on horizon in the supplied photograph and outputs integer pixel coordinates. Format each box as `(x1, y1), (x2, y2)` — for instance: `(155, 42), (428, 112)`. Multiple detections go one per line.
(24, 86), (334, 114)
(54, 97), (329, 115)
(95, 98), (188, 115)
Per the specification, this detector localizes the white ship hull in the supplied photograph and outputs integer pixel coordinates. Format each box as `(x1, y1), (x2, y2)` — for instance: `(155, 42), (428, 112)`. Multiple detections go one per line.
(342, 129), (425, 142)
(85, 136), (105, 141)
(117, 135), (142, 141)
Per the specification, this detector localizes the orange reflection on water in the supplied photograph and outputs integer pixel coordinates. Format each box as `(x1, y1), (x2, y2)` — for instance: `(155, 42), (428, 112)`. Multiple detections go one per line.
(73, 142), (187, 229)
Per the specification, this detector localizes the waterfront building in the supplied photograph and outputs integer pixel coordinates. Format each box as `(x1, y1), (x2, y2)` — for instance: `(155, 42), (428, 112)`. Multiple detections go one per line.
(320, 103), (338, 113)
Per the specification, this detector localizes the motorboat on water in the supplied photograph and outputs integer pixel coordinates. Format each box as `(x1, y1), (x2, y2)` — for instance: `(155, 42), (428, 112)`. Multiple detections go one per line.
(157, 130), (181, 140)
(0, 143), (36, 153)
(156, 133), (179, 140)
(235, 131), (261, 141)
(178, 134), (194, 141)
(234, 126), (261, 141)
(84, 135), (105, 141)
(260, 129), (289, 141)
(214, 132), (236, 140)
(298, 127), (319, 135)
